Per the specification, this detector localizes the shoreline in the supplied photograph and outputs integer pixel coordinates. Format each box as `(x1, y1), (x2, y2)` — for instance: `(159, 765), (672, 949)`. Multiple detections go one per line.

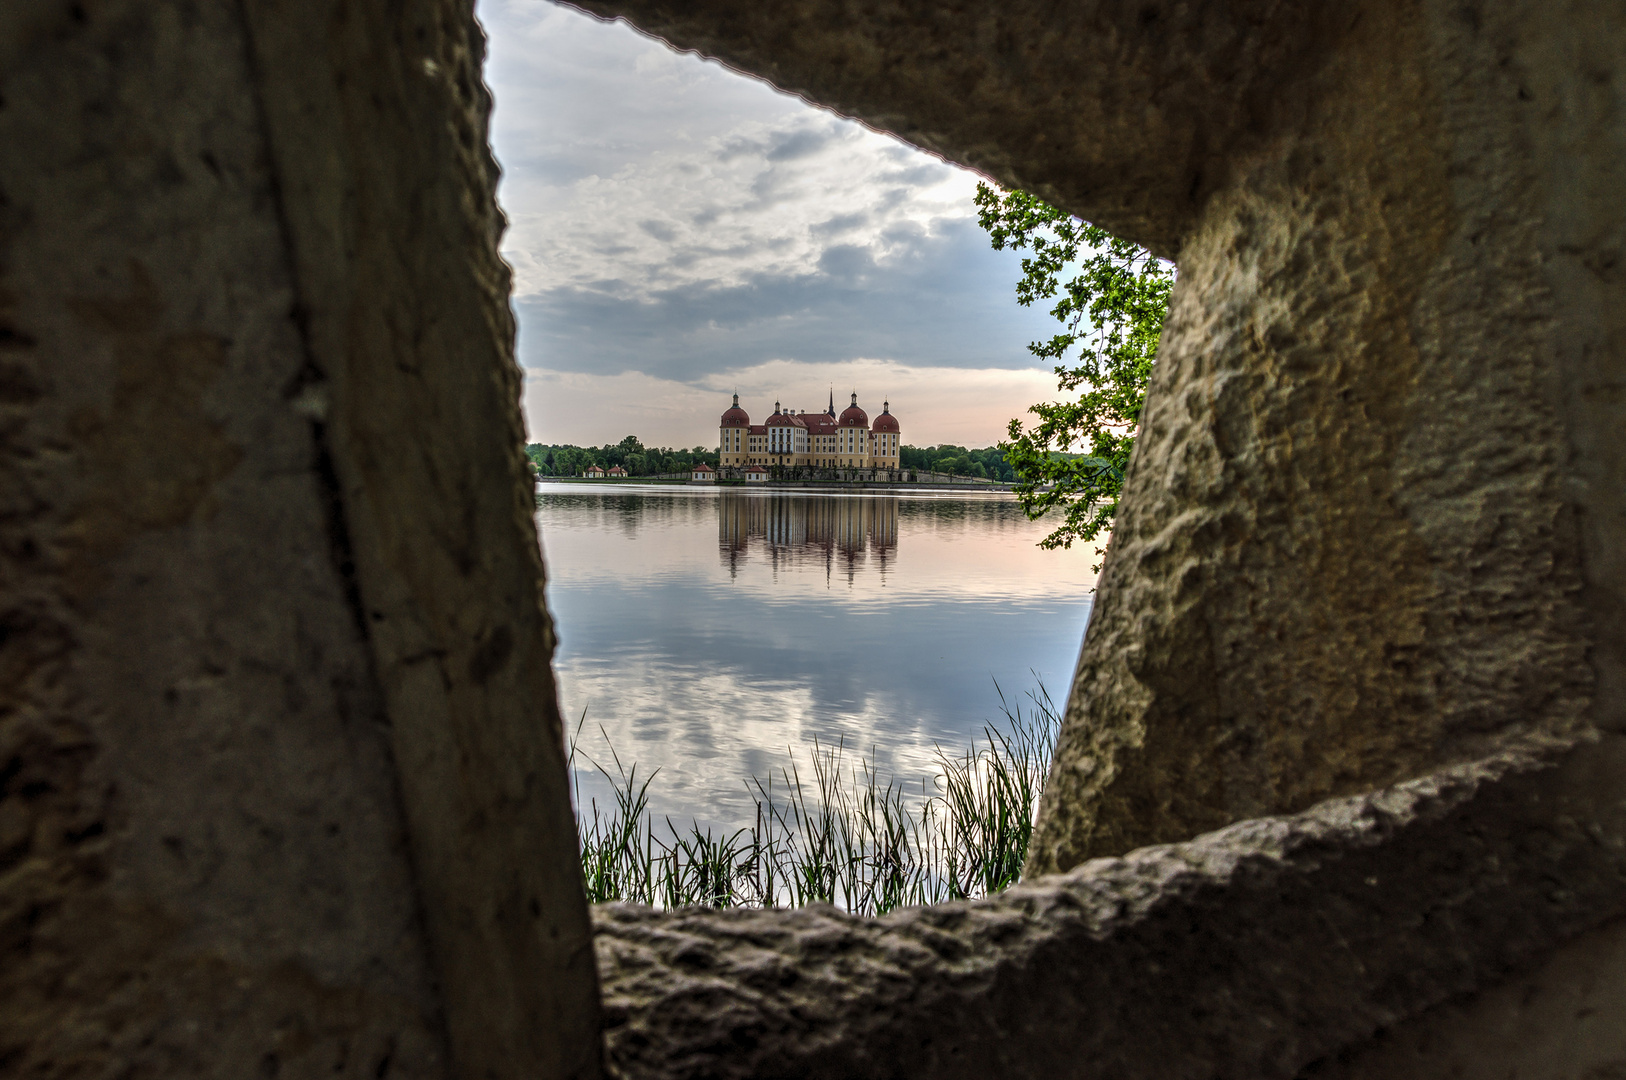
(536, 478), (1016, 494)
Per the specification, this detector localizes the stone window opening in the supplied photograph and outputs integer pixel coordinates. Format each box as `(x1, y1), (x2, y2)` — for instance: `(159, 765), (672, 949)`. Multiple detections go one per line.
(7, 3), (1623, 1080)
(559, 6), (1626, 1080)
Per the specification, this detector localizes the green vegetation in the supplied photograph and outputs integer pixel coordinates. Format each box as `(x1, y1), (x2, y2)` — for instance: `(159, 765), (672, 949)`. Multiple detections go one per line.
(900, 444), (1013, 482)
(572, 681), (1060, 915)
(527, 435), (719, 478)
(529, 435), (1095, 487)
(975, 184), (1175, 550)
(900, 444), (1101, 484)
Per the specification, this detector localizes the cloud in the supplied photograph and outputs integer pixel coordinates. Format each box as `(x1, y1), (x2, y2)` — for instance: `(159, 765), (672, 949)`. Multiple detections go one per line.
(497, 104), (981, 298)
(763, 126), (834, 162)
(522, 359), (1059, 449)
(479, 0), (1071, 447)
(514, 216), (1063, 382)
(810, 211), (870, 238)
(637, 219), (679, 243)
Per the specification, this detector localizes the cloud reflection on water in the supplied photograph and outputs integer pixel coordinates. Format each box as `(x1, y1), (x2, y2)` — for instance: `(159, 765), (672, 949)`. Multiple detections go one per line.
(538, 485), (1098, 830)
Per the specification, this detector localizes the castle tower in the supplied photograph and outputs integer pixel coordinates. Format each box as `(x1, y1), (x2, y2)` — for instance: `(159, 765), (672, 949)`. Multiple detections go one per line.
(837, 391), (869, 468)
(719, 393), (750, 468)
(871, 400), (900, 471)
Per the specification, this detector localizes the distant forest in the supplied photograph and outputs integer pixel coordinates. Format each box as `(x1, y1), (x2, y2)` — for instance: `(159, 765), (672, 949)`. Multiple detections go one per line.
(901, 445), (1014, 481)
(527, 437), (1088, 481)
(526, 437), (716, 477)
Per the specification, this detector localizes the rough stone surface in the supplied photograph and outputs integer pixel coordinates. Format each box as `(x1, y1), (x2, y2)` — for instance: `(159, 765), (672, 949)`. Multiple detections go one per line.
(572, 0), (1625, 872)
(1031, 0), (1625, 871)
(238, 3), (601, 1076)
(1, 1), (598, 1076)
(572, 2), (1624, 1075)
(563, 0), (1344, 262)
(5, 0), (1622, 1076)
(0, 2), (446, 1074)
(1300, 915), (1626, 1079)
(593, 736), (1626, 1080)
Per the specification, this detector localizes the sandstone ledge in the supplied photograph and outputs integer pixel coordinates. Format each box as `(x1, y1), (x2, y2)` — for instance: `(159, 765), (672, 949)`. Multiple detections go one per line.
(593, 735), (1626, 1080)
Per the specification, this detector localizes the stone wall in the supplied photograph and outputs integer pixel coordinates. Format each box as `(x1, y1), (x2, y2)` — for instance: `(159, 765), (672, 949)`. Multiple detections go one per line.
(571, 0), (1626, 1075)
(594, 738), (1626, 1079)
(3, 0), (1621, 1077)
(1029, 0), (1625, 872)
(1, 2), (598, 1076)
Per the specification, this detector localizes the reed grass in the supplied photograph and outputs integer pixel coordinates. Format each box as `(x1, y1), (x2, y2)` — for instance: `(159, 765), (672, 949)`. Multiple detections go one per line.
(570, 679), (1061, 916)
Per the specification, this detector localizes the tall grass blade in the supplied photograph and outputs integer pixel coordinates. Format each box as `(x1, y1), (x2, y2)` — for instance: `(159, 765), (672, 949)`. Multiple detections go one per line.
(569, 675), (1063, 916)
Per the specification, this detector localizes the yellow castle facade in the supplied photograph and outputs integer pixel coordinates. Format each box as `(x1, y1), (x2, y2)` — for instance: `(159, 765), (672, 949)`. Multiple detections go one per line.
(718, 391), (901, 471)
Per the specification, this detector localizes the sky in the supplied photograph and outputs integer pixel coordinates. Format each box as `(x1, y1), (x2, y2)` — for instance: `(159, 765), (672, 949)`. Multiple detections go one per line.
(479, 0), (1067, 449)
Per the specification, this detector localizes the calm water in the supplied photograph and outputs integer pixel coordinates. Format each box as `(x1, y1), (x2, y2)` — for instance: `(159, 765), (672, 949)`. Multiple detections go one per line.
(538, 484), (1099, 830)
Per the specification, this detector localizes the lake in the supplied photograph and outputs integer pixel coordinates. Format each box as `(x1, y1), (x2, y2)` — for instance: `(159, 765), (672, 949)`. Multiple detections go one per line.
(537, 484), (1099, 832)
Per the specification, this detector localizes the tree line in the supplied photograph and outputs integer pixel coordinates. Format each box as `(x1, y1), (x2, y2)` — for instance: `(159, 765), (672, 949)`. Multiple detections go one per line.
(527, 436), (718, 477)
(903, 445), (1100, 483)
(526, 436), (1096, 483)
(902, 445), (1013, 481)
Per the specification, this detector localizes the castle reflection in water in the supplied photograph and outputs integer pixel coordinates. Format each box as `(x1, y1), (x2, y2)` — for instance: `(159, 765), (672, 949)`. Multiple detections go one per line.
(718, 492), (898, 582)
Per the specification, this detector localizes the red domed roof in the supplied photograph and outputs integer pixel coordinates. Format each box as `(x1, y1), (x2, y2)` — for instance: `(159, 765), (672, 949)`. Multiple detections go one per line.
(721, 393), (750, 428)
(838, 391), (868, 427)
(872, 403), (899, 433)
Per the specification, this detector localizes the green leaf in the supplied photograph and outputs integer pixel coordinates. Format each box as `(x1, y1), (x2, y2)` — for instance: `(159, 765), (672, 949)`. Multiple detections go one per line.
(976, 182), (1174, 555)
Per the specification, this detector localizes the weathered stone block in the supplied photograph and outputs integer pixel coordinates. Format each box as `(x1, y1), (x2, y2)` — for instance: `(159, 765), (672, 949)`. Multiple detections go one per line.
(4, 0), (1620, 1074)
(1, 2), (599, 1075)
(593, 736), (1626, 1079)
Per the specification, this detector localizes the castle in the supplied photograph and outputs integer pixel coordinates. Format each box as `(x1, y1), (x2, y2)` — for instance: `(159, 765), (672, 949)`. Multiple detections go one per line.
(718, 391), (901, 471)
